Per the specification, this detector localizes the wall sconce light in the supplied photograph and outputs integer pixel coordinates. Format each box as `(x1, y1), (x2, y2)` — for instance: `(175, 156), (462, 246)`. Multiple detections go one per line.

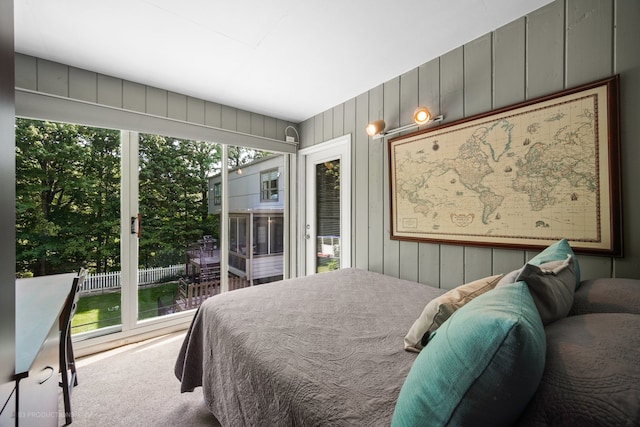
(366, 107), (443, 140)
(365, 120), (386, 137)
(413, 106), (431, 125)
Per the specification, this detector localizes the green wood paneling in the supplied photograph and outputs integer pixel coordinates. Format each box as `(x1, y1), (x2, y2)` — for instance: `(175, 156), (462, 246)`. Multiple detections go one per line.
(354, 93), (369, 270)
(323, 109), (333, 141)
(383, 77), (400, 277)
(69, 67), (97, 103)
(298, 0), (636, 283)
(15, 54), (37, 90)
(441, 47), (464, 122)
(440, 245), (464, 290)
(368, 84), (384, 274)
(146, 87), (167, 117)
(614, 0), (640, 278)
(494, 18), (526, 108)
(398, 68), (420, 282)
(464, 34), (492, 116)
(168, 92), (187, 121)
(15, 53), (296, 149)
(314, 113), (323, 145)
(333, 103), (344, 139)
(204, 101), (222, 128)
(123, 81), (145, 113)
(566, 0), (614, 86)
(236, 109), (251, 135)
(464, 247), (493, 282)
(418, 243), (440, 287)
(418, 58), (440, 118)
(187, 97), (205, 125)
(37, 59), (68, 97)
(97, 74), (122, 108)
(527, 0), (565, 98)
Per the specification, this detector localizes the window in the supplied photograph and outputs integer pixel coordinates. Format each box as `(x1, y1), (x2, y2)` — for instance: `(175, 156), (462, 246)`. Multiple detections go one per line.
(260, 168), (279, 202)
(15, 92), (292, 352)
(212, 182), (221, 206)
(229, 215), (248, 255)
(15, 118), (122, 335)
(253, 216), (284, 256)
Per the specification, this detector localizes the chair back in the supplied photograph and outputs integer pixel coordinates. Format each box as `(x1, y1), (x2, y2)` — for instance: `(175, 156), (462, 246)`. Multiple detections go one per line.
(60, 268), (87, 332)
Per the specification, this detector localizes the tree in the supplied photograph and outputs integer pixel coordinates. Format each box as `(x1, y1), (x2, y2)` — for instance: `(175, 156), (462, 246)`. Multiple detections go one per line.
(15, 119), (120, 276)
(15, 119), (271, 276)
(138, 134), (219, 268)
(228, 146), (269, 168)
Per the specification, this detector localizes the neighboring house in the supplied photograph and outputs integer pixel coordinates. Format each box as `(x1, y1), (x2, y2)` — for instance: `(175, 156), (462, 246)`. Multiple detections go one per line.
(208, 155), (285, 285)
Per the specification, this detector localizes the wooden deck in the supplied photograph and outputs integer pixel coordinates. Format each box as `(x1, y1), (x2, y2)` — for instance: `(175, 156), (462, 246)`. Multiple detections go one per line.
(175, 277), (250, 311)
(186, 246), (221, 282)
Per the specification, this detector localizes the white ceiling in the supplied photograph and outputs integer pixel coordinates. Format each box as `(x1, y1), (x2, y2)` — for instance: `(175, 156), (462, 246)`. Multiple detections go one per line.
(14, 0), (553, 123)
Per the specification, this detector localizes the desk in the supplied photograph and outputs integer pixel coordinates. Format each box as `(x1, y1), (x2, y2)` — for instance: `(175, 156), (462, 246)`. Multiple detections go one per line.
(15, 273), (73, 375)
(15, 273), (74, 427)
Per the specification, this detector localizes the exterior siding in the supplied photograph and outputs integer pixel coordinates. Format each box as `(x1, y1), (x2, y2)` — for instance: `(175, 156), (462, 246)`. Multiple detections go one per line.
(299, 0), (640, 285)
(208, 155), (285, 214)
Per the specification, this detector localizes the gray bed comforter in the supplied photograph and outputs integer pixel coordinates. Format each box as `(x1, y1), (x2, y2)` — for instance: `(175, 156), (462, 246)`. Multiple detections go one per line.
(175, 268), (445, 427)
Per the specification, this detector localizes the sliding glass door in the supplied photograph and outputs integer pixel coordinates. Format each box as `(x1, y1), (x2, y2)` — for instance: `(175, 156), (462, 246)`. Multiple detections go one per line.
(224, 146), (285, 288)
(137, 133), (221, 317)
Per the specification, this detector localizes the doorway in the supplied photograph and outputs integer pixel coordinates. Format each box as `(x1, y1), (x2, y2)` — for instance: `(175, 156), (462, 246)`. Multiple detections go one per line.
(298, 135), (351, 275)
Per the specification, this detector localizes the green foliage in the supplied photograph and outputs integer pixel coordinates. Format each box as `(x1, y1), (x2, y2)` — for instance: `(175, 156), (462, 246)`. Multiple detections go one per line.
(138, 134), (220, 268)
(16, 119), (271, 277)
(228, 145), (269, 168)
(15, 119), (121, 276)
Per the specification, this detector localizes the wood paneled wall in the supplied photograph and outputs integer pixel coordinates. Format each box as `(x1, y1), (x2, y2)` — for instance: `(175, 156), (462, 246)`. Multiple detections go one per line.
(299, 0), (640, 287)
(15, 54), (297, 148)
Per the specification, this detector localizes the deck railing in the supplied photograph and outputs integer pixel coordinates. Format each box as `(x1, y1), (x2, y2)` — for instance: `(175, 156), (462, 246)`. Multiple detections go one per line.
(80, 264), (186, 294)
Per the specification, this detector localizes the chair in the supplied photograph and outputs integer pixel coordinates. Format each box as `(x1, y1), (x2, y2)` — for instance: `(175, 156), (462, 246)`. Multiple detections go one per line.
(59, 268), (86, 425)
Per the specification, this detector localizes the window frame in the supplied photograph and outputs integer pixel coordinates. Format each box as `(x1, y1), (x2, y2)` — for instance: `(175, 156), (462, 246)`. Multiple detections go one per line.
(15, 88), (296, 357)
(260, 168), (279, 202)
(212, 182), (221, 206)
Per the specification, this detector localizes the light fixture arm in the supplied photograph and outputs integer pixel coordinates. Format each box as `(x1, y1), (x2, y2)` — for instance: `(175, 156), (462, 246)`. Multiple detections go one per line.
(371, 115), (443, 140)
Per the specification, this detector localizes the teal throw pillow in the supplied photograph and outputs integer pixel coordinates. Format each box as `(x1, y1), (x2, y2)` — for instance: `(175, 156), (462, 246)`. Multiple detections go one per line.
(528, 238), (581, 289)
(391, 281), (546, 427)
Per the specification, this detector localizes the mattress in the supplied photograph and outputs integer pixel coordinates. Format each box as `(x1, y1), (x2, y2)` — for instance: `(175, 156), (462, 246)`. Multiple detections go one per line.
(175, 268), (445, 426)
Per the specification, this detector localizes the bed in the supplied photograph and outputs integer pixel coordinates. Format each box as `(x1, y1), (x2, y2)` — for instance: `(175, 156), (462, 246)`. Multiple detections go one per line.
(175, 261), (640, 426)
(174, 268), (446, 426)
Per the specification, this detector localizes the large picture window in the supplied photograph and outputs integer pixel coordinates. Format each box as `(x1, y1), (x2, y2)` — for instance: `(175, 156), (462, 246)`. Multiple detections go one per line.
(14, 88), (292, 352)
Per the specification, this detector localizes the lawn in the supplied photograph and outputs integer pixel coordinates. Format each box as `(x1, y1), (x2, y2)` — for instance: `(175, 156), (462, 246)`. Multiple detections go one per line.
(72, 282), (179, 334)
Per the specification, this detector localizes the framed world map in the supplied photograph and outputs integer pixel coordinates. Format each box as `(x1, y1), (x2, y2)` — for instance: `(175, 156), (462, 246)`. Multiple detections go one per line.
(389, 75), (622, 256)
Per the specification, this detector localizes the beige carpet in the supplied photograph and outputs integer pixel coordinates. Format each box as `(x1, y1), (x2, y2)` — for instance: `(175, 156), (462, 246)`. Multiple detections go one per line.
(61, 331), (220, 427)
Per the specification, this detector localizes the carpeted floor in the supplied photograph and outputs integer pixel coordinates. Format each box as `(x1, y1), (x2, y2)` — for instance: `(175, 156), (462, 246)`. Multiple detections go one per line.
(61, 331), (221, 426)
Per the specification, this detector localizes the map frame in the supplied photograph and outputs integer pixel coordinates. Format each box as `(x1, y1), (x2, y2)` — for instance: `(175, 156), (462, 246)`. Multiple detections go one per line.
(389, 75), (622, 256)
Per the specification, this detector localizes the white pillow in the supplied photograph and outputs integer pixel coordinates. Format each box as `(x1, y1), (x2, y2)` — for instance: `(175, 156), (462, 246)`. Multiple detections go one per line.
(404, 274), (504, 352)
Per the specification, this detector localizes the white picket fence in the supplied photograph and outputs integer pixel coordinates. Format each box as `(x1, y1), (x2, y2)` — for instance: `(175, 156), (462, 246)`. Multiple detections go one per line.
(81, 264), (185, 294)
